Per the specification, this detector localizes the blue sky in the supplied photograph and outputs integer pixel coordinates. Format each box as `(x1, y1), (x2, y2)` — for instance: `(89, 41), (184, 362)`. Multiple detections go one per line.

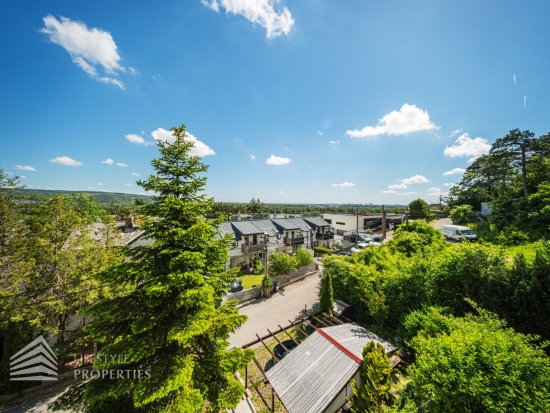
(1, 0), (549, 204)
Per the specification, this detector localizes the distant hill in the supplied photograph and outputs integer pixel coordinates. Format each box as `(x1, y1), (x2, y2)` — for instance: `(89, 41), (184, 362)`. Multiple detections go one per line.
(0, 188), (153, 205)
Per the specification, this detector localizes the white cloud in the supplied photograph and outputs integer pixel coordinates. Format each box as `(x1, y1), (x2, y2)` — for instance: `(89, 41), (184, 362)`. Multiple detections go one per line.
(14, 165), (36, 171)
(201, 0), (294, 39)
(279, 191), (284, 193)
(116, 162), (128, 167)
(346, 104), (438, 138)
(250, 155), (256, 160)
(444, 182), (456, 187)
(151, 128), (215, 157)
(40, 15), (128, 89)
(49, 156), (83, 166)
(6, 172), (13, 175)
(266, 154), (291, 165)
(19, 175), (28, 179)
(403, 191), (418, 195)
(389, 183), (407, 189)
(443, 133), (491, 162)
(443, 168), (466, 176)
(382, 189), (397, 194)
(132, 172), (140, 176)
(450, 129), (462, 137)
(318, 131), (323, 135)
(25, 184), (32, 188)
(102, 158), (114, 165)
(332, 182), (355, 187)
(329, 140), (340, 144)
(234, 137), (243, 143)
(426, 187), (441, 192)
(124, 183), (131, 186)
(125, 134), (153, 146)
(87, 186), (95, 190)
(400, 175), (429, 185)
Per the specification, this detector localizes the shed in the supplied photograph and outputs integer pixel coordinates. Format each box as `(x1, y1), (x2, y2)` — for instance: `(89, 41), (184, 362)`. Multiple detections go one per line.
(265, 323), (396, 413)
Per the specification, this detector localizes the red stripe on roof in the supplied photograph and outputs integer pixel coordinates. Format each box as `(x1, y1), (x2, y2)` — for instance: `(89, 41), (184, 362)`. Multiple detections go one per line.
(317, 328), (362, 364)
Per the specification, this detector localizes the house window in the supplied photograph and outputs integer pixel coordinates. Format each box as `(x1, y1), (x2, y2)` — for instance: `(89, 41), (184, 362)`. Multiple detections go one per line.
(336, 222), (345, 225)
(336, 230), (345, 235)
(324, 219), (332, 224)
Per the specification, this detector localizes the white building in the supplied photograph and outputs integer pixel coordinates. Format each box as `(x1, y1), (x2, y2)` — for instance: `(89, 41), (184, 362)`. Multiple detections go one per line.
(218, 217), (333, 270)
(321, 212), (404, 236)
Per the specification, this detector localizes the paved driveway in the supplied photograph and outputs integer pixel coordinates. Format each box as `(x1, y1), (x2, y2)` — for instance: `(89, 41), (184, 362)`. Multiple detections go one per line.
(431, 217), (452, 229)
(229, 272), (320, 348)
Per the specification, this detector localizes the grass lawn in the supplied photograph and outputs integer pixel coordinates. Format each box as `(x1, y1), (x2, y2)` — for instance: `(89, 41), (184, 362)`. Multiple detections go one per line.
(238, 274), (264, 289)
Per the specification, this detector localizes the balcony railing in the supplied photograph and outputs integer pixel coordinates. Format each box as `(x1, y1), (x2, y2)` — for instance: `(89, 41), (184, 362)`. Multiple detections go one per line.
(241, 243), (265, 254)
(284, 236), (305, 246)
(316, 232), (334, 240)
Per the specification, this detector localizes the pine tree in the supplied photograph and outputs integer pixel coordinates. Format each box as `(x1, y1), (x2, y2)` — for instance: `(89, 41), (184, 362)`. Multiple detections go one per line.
(350, 341), (391, 413)
(53, 124), (253, 412)
(319, 271), (334, 315)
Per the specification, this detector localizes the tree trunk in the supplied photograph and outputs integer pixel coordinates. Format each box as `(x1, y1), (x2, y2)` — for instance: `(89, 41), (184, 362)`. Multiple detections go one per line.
(56, 314), (67, 344)
(521, 148), (528, 197)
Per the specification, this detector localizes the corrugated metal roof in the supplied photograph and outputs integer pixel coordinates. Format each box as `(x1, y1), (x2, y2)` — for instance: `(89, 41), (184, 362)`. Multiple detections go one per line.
(303, 216), (331, 228)
(218, 222), (236, 238)
(265, 323), (397, 413)
(284, 218), (312, 232)
(251, 219), (281, 237)
(230, 221), (265, 236)
(271, 218), (301, 230)
(320, 323), (397, 359)
(265, 331), (359, 413)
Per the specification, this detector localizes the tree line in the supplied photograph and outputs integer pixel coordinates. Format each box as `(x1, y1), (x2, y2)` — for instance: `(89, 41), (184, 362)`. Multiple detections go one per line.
(450, 128), (550, 240)
(320, 220), (550, 411)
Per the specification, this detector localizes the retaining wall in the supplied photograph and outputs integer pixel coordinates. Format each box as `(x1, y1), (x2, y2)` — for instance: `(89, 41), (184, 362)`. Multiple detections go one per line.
(226, 262), (318, 304)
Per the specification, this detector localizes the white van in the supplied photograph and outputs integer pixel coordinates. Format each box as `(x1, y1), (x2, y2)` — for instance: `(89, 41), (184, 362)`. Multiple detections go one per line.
(442, 225), (478, 242)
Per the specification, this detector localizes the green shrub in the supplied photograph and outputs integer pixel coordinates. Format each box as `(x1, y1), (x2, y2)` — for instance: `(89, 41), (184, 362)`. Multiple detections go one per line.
(450, 204), (475, 224)
(253, 258), (264, 275)
(313, 246), (331, 256)
(295, 248), (313, 267)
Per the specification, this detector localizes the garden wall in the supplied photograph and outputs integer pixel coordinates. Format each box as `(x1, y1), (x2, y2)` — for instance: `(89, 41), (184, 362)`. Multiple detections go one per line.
(226, 262), (319, 304)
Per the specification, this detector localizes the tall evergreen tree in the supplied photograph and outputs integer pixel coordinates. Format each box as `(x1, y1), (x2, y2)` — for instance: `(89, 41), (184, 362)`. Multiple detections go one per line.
(53, 124), (253, 412)
(350, 341), (391, 413)
(319, 271), (334, 315)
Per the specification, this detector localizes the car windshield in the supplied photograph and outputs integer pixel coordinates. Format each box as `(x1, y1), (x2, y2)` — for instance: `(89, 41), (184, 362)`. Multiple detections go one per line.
(461, 230), (475, 235)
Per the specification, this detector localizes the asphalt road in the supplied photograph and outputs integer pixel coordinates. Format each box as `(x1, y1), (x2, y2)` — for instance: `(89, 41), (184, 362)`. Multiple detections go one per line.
(229, 271), (320, 348)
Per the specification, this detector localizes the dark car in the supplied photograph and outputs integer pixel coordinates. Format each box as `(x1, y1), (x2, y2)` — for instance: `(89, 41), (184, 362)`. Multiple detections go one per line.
(336, 250), (353, 256)
(273, 339), (299, 360)
(347, 233), (372, 243)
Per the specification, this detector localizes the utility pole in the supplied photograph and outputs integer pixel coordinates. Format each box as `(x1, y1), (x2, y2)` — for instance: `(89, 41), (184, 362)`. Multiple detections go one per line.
(406, 207), (409, 231)
(382, 204), (386, 239)
(356, 208), (359, 239)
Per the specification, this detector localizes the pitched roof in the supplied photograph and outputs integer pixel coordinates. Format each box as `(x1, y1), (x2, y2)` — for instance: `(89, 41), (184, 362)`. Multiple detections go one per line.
(265, 323), (396, 413)
(303, 216), (331, 228)
(284, 217), (312, 232)
(271, 218), (301, 231)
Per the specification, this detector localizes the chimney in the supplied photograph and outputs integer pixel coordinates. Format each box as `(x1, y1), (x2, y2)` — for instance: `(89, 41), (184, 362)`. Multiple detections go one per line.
(273, 210), (276, 219)
(237, 210), (241, 221)
(124, 214), (135, 233)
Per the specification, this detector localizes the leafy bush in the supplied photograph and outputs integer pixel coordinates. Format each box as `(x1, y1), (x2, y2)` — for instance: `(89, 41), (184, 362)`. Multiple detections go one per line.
(313, 246), (331, 256)
(402, 306), (550, 412)
(268, 251), (297, 276)
(450, 204), (475, 224)
(253, 258), (264, 275)
(295, 248), (313, 267)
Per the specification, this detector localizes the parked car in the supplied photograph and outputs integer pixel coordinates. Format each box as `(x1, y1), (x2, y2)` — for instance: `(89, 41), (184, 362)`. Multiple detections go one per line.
(347, 233), (372, 243)
(370, 236), (387, 246)
(335, 250), (353, 256)
(273, 339), (299, 360)
(442, 225), (478, 242)
(350, 242), (370, 253)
